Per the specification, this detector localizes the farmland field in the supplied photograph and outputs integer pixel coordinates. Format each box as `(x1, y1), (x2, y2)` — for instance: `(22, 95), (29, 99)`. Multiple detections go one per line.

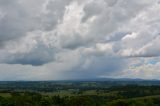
(0, 80), (160, 106)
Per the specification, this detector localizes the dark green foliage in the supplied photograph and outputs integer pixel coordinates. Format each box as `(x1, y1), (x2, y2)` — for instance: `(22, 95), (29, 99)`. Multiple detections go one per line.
(1, 81), (160, 106)
(1, 92), (160, 106)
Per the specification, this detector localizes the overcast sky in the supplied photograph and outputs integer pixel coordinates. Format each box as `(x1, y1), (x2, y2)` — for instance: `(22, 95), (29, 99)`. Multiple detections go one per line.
(0, 0), (160, 80)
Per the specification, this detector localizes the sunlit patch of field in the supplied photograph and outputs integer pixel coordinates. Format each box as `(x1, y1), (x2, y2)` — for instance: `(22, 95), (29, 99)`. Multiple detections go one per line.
(0, 93), (11, 97)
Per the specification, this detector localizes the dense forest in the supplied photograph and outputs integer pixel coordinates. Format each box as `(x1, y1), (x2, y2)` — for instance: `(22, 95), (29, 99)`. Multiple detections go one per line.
(0, 81), (160, 106)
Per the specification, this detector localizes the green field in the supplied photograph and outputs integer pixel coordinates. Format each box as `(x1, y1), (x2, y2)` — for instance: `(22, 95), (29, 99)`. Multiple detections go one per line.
(0, 81), (160, 106)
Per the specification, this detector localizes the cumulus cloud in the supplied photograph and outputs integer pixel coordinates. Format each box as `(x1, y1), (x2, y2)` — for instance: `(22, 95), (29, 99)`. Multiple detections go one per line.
(0, 0), (160, 80)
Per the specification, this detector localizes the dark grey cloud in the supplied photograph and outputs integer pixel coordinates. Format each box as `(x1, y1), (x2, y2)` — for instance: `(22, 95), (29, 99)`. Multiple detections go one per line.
(5, 44), (56, 66)
(0, 0), (32, 43)
(64, 55), (127, 79)
(0, 33), (59, 66)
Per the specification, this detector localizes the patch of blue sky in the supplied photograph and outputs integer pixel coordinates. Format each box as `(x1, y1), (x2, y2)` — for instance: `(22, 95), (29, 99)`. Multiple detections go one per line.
(147, 60), (158, 65)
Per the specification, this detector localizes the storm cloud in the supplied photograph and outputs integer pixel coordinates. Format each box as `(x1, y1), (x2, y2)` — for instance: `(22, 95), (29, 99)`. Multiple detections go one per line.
(0, 0), (160, 80)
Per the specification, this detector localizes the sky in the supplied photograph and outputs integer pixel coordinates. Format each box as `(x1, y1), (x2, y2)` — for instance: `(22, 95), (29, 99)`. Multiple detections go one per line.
(0, 0), (160, 80)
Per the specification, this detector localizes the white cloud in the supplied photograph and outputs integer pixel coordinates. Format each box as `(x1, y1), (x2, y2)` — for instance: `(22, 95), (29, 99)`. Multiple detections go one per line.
(0, 0), (160, 80)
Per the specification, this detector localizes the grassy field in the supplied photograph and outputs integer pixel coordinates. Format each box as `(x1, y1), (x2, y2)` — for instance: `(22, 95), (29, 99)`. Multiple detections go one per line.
(0, 93), (11, 97)
(0, 81), (160, 105)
